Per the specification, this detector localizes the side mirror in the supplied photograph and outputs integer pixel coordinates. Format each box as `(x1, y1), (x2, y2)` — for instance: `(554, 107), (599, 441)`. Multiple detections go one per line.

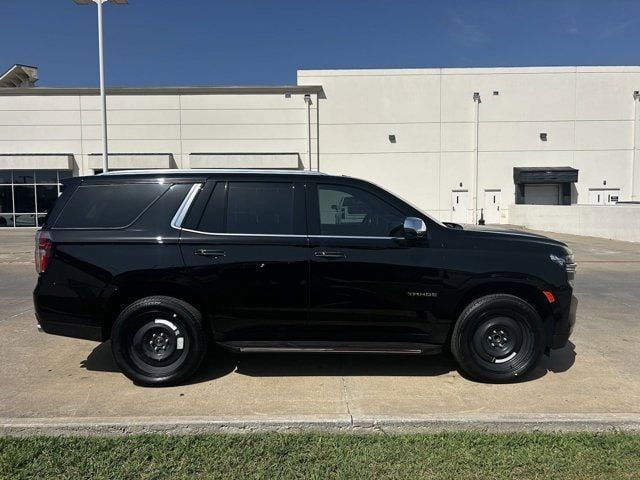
(331, 204), (338, 211)
(403, 216), (427, 238)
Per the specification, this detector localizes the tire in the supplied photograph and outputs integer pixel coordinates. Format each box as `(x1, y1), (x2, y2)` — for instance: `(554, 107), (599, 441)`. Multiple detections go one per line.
(451, 294), (544, 383)
(111, 296), (207, 387)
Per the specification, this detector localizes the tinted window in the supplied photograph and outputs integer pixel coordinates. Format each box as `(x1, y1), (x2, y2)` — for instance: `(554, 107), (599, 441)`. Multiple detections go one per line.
(13, 170), (34, 184)
(197, 182), (226, 233)
(55, 183), (169, 229)
(317, 184), (404, 237)
(36, 185), (59, 213)
(226, 182), (294, 234)
(36, 170), (59, 184)
(14, 185), (35, 212)
(0, 186), (12, 213)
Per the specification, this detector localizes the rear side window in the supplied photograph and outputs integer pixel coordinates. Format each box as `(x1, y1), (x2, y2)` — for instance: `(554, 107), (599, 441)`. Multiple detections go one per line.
(197, 181), (296, 235)
(226, 182), (294, 234)
(197, 182), (226, 233)
(54, 183), (169, 229)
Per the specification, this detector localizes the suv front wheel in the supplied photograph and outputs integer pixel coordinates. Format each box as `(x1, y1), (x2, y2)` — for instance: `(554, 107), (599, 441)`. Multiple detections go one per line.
(451, 294), (544, 383)
(111, 296), (207, 387)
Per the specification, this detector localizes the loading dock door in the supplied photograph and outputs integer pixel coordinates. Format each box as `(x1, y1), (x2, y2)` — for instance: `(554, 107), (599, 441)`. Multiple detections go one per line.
(524, 184), (560, 205)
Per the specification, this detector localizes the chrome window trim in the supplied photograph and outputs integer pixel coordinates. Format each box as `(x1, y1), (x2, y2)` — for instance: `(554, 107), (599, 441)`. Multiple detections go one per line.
(170, 183), (202, 229)
(310, 235), (399, 240)
(180, 227), (307, 238)
(176, 228), (399, 240)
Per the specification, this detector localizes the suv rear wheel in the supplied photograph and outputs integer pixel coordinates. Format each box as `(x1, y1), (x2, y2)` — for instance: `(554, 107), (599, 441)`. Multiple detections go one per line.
(451, 294), (544, 383)
(111, 296), (207, 387)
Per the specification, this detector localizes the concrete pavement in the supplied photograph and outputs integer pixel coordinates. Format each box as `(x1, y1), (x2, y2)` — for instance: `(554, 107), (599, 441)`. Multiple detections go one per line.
(1, 228), (639, 434)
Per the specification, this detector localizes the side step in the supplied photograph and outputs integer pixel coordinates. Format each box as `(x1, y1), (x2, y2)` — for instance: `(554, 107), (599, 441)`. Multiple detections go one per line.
(218, 341), (442, 355)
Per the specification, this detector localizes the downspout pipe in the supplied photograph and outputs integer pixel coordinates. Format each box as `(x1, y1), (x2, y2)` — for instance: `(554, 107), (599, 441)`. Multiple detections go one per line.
(304, 94), (312, 171)
(473, 92), (481, 224)
(632, 91), (640, 201)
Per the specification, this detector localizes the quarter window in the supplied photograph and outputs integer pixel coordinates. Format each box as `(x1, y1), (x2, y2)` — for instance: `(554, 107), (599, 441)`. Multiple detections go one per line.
(317, 184), (404, 237)
(55, 183), (169, 229)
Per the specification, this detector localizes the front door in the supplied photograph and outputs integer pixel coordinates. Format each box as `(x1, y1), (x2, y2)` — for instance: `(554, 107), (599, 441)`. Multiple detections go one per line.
(307, 181), (443, 344)
(483, 189), (501, 224)
(179, 178), (309, 341)
(451, 190), (469, 223)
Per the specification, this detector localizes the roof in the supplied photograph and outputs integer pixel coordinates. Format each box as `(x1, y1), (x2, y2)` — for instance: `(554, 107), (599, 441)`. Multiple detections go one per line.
(0, 85), (323, 96)
(99, 168), (327, 176)
(0, 64), (38, 88)
(298, 65), (640, 77)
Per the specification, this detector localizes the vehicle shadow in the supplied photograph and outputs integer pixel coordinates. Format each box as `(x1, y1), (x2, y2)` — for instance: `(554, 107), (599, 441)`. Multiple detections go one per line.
(81, 340), (577, 385)
(80, 341), (238, 384)
(233, 352), (456, 378)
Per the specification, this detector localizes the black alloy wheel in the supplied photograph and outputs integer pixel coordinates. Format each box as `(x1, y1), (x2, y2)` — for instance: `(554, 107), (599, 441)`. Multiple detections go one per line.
(451, 294), (544, 382)
(111, 296), (207, 387)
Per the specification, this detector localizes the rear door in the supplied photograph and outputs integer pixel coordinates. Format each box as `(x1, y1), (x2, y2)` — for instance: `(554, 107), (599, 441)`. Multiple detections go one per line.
(179, 177), (309, 341)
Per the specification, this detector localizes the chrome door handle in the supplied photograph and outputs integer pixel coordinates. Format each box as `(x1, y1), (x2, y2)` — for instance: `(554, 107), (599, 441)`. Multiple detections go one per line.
(314, 251), (346, 259)
(194, 249), (226, 258)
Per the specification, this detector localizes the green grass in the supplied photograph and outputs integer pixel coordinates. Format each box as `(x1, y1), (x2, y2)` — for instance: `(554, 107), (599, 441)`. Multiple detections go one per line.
(1, 432), (639, 479)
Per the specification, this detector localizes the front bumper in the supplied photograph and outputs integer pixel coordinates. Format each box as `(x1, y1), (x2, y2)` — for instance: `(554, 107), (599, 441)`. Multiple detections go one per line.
(551, 293), (578, 349)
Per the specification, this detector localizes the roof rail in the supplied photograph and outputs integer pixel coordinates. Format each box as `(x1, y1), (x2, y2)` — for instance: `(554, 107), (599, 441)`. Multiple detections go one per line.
(99, 168), (327, 176)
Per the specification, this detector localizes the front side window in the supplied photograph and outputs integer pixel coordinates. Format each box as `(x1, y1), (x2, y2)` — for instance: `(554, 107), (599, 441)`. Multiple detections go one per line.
(317, 184), (404, 237)
(226, 182), (294, 234)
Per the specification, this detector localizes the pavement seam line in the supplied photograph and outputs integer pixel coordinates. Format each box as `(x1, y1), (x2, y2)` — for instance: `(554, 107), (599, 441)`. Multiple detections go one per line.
(1, 307), (34, 323)
(340, 376), (354, 426)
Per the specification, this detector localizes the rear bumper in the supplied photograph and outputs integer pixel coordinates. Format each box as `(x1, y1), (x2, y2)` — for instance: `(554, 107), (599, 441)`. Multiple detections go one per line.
(36, 315), (103, 341)
(34, 291), (104, 342)
(551, 293), (578, 349)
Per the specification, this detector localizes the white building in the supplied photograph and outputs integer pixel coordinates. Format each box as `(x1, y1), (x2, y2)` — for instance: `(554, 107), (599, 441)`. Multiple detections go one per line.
(1, 63), (640, 233)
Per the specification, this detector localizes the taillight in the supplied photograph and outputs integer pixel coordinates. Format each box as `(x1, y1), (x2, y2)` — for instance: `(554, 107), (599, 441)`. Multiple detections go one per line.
(35, 230), (53, 274)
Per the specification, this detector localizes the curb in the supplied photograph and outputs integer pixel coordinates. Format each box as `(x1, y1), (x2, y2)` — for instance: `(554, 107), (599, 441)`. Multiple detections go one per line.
(2, 413), (640, 436)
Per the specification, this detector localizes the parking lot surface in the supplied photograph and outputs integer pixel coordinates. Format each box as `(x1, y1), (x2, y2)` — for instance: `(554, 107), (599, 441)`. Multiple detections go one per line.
(1, 228), (639, 422)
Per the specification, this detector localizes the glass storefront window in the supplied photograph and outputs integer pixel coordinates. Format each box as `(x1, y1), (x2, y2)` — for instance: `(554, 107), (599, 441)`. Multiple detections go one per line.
(36, 185), (59, 213)
(36, 170), (59, 184)
(14, 185), (35, 212)
(13, 170), (35, 184)
(0, 169), (70, 227)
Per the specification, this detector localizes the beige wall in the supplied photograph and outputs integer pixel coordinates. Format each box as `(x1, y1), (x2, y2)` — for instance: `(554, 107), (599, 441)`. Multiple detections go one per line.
(0, 90), (318, 175)
(509, 204), (640, 242)
(299, 66), (640, 223)
(1, 65), (640, 226)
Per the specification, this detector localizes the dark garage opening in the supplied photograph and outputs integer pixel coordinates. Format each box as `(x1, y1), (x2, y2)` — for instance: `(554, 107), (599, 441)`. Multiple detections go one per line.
(513, 167), (579, 205)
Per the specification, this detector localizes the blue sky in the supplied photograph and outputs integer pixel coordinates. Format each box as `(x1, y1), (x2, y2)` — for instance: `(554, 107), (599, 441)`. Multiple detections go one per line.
(1, 0), (639, 87)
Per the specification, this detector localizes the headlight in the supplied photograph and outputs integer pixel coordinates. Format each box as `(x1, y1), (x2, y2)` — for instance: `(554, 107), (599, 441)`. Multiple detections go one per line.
(550, 253), (576, 285)
(549, 254), (566, 267)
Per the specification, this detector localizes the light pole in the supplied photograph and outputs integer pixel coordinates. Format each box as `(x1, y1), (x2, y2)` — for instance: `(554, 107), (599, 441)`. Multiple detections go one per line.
(74, 0), (127, 173)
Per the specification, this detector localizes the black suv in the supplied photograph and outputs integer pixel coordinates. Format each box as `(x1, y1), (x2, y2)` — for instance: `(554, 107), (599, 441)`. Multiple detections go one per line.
(34, 170), (577, 386)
